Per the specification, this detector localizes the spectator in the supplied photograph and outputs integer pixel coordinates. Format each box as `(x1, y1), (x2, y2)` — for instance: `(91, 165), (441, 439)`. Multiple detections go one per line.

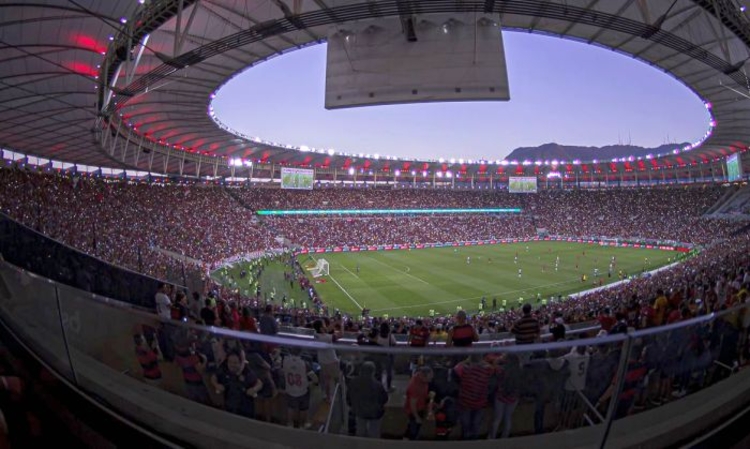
(348, 362), (388, 438)
(511, 304), (540, 344)
(447, 311), (479, 347)
(211, 352), (263, 419)
(403, 366), (433, 440)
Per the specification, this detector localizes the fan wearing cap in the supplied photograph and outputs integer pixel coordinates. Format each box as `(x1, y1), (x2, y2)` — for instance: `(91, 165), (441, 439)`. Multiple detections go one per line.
(447, 311), (479, 347)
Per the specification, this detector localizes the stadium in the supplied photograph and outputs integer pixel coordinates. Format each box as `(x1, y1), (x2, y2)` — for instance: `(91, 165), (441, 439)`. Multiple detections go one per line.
(1, 1), (750, 448)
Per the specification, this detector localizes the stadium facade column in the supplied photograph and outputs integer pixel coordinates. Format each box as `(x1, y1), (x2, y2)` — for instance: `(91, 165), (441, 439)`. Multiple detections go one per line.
(432, 171), (436, 188)
(333, 167), (337, 182)
(721, 163), (726, 182)
(490, 172), (493, 189)
(699, 165), (704, 181)
(470, 174), (474, 188)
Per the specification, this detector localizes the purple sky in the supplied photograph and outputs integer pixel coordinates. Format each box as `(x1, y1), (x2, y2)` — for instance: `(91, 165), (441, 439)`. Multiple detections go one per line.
(212, 32), (710, 161)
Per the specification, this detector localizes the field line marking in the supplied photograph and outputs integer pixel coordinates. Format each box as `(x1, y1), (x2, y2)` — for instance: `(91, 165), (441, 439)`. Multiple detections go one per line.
(366, 254), (430, 285)
(328, 275), (364, 311)
(312, 256), (363, 311)
(370, 278), (581, 312)
(339, 264), (359, 279)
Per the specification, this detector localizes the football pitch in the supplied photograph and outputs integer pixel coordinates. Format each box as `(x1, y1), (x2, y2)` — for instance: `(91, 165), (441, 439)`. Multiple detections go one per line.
(296, 241), (676, 316)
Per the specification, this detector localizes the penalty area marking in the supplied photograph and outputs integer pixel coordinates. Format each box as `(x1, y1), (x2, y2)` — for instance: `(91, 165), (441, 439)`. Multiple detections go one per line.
(365, 254), (430, 285)
(312, 256), (362, 311)
(339, 264), (359, 279)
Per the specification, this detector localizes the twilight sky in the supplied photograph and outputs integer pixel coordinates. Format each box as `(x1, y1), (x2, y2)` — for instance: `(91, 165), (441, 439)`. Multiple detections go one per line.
(212, 31), (710, 161)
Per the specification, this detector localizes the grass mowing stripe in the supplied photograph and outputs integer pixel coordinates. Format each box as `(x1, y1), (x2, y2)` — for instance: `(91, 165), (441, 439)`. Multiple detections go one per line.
(365, 253), (430, 285)
(312, 256), (363, 311)
(339, 263), (359, 279)
(308, 242), (674, 315)
(207, 241), (679, 316)
(327, 275), (364, 311)
(370, 278), (583, 312)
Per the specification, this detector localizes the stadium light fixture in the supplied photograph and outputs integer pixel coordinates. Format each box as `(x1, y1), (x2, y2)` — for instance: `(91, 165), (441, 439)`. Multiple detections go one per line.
(395, 169), (401, 176)
(348, 167), (355, 175)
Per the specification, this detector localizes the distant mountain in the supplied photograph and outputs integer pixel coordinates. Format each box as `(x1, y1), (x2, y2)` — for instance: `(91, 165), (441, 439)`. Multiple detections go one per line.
(505, 142), (689, 161)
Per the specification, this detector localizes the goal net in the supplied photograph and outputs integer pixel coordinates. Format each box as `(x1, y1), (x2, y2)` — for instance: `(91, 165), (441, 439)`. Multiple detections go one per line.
(308, 258), (330, 278)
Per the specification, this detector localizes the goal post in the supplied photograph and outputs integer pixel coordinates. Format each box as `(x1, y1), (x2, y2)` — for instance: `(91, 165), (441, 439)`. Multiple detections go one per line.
(309, 258), (330, 278)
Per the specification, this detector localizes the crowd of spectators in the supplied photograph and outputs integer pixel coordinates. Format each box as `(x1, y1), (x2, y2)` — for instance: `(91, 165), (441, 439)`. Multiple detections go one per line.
(265, 215), (535, 248)
(139, 233), (750, 438)
(230, 186), (525, 211)
(0, 168), (276, 284)
(4, 166), (750, 439)
(532, 187), (729, 244)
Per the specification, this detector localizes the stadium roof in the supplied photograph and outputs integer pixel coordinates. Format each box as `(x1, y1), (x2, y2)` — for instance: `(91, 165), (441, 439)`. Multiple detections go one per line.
(1, 0), (749, 177)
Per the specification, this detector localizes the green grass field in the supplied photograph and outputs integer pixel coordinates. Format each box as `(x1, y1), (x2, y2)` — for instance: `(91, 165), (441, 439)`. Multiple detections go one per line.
(299, 241), (676, 316)
(213, 241), (679, 317)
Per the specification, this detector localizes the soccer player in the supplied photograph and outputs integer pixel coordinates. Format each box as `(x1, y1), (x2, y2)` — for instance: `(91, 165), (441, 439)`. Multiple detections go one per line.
(514, 255), (518, 265)
(466, 256), (471, 265)
(518, 268), (522, 278)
